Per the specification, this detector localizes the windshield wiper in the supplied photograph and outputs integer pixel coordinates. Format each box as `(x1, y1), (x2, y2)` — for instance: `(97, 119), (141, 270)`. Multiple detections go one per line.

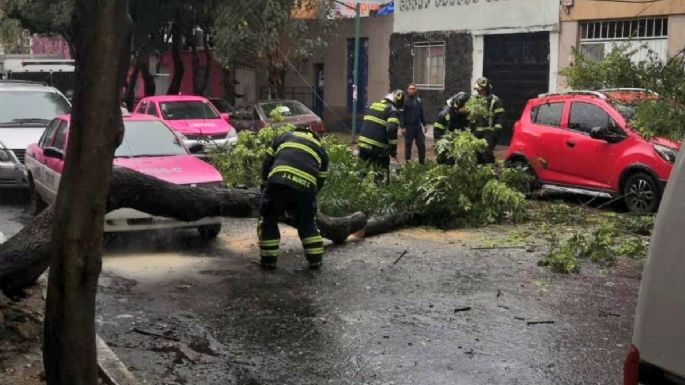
(118, 154), (181, 158)
(0, 118), (52, 126)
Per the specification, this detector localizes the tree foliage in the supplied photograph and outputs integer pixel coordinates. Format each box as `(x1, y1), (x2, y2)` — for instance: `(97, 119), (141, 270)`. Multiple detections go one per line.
(4, 0), (74, 48)
(560, 45), (685, 141)
(211, 129), (527, 228)
(213, 0), (337, 99)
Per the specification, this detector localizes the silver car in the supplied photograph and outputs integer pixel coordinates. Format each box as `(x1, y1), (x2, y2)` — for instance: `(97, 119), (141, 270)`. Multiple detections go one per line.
(0, 81), (70, 189)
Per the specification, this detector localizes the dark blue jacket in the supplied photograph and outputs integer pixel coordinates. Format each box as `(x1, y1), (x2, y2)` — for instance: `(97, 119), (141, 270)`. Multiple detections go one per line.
(402, 95), (425, 129)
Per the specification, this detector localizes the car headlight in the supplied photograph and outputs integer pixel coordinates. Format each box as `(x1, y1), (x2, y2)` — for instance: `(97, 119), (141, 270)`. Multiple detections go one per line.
(653, 144), (678, 164)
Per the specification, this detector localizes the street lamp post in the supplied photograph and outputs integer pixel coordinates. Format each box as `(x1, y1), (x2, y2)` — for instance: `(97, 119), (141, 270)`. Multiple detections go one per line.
(334, 0), (361, 140)
(351, 2), (361, 141)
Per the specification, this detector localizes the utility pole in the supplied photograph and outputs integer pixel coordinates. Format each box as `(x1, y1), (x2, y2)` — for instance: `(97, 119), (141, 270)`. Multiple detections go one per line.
(351, 1), (361, 141)
(334, 0), (362, 141)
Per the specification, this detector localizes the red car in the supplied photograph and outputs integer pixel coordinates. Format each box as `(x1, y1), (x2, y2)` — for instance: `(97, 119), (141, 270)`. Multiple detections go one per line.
(505, 88), (680, 214)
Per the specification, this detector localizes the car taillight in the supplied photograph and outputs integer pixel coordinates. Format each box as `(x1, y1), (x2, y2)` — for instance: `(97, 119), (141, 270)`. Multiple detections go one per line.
(624, 344), (639, 385)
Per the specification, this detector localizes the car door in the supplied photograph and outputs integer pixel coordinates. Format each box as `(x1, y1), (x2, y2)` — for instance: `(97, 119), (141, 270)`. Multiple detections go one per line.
(231, 106), (258, 132)
(556, 101), (620, 190)
(43, 119), (69, 203)
(26, 118), (60, 199)
(525, 100), (568, 184)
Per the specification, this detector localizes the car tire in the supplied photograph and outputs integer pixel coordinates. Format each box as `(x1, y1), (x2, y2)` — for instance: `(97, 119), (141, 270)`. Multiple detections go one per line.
(504, 158), (539, 194)
(197, 223), (222, 239)
(28, 181), (47, 216)
(623, 172), (660, 214)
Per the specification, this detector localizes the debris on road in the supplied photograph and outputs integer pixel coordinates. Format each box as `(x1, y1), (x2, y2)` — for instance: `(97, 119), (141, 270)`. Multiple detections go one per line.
(454, 306), (471, 313)
(526, 320), (555, 326)
(393, 250), (408, 265)
(599, 310), (621, 318)
(131, 327), (180, 342)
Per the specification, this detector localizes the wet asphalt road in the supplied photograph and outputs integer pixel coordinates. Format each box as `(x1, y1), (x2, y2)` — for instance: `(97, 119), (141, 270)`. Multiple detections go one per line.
(93, 218), (641, 385)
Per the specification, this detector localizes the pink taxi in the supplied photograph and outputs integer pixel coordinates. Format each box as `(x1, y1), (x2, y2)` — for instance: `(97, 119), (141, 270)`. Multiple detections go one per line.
(24, 113), (224, 238)
(134, 95), (237, 151)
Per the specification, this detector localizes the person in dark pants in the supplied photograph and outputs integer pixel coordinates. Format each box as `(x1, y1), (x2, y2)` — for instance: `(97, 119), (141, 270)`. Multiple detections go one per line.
(401, 83), (426, 164)
(358, 89), (405, 183)
(434, 92), (470, 165)
(472, 77), (505, 164)
(258, 126), (329, 270)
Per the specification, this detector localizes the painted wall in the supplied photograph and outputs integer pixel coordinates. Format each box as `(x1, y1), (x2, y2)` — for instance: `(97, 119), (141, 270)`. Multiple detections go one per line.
(561, 0), (685, 21)
(283, 14), (393, 131)
(557, 12), (685, 89)
(31, 36), (71, 58)
(394, 0), (559, 34)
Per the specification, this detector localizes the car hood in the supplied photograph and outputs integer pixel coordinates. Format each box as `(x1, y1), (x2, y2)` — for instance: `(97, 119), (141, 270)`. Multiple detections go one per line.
(0, 127), (47, 150)
(164, 119), (231, 135)
(114, 155), (223, 185)
(270, 114), (320, 126)
(650, 136), (681, 150)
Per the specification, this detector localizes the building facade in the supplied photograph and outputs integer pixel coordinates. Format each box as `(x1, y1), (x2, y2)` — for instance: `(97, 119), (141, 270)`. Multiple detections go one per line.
(391, 0), (560, 143)
(558, 0), (685, 88)
(282, 14), (393, 132)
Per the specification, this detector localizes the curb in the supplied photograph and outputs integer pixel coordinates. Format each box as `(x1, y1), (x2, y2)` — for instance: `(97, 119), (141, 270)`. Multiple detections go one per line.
(96, 334), (142, 385)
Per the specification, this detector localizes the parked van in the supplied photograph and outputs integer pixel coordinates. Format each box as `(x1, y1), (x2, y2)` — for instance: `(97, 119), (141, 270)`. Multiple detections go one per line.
(624, 137), (685, 384)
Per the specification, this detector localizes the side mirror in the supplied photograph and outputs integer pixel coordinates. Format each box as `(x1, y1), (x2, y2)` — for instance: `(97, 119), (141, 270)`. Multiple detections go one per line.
(590, 127), (607, 141)
(188, 143), (205, 154)
(43, 147), (64, 160)
(220, 113), (230, 121)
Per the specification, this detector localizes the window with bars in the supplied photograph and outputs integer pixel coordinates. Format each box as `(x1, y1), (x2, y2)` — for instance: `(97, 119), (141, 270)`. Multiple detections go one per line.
(580, 18), (668, 41)
(413, 42), (446, 90)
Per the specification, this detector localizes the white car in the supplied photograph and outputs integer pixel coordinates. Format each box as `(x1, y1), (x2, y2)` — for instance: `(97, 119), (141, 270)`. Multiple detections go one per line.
(624, 136), (685, 384)
(0, 80), (70, 188)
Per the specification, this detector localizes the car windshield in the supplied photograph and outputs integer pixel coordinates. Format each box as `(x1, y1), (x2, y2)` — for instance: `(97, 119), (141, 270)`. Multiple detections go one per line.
(260, 101), (312, 118)
(210, 99), (233, 113)
(0, 91), (70, 126)
(115, 120), (188, 158)
(612, 102), (636, 121)
(159, 100), (219, 120)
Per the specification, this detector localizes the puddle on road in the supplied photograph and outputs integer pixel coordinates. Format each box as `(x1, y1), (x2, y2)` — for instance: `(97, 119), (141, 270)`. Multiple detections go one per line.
(103, 253), (215, 282)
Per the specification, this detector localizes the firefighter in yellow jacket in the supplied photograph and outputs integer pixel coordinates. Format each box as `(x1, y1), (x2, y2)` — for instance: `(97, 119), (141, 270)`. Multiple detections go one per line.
(357, 90), (405, 183)
(472, 77), (505, 164)
(258, 126), (329, 270)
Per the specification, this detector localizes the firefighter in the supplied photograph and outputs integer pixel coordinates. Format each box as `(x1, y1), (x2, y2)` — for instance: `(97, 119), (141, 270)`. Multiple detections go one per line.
(258, 126), (329, 270)
(472, 77), (505, 164)
(401, 83), (427, 164)
(433, 92), (470, 165)
(358, 89), (405, 183)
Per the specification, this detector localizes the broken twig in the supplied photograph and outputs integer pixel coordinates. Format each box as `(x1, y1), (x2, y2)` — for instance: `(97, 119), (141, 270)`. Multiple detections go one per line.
(393, 250), (408, 265)
(131, 328), (180, 341)
(471, 246), (528, 250)
(526, 320), (555, 326)
(454, 306), (471, 313)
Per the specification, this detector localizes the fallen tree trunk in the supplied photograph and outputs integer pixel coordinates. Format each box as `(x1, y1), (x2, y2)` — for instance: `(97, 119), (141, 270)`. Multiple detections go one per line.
(0, 167), (367, 295)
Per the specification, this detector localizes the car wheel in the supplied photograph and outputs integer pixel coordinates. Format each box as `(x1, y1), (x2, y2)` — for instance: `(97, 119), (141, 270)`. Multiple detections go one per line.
(623, 172), (660, 214)
(28, 182), (47, 216)
(504, 158), (539, 194)
(197, 223), (222, 239)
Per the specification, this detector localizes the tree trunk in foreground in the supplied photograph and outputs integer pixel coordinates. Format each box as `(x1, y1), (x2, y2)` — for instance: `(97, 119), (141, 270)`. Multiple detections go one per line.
(43, 1), (132, 384)
(0, 167), (369, 296)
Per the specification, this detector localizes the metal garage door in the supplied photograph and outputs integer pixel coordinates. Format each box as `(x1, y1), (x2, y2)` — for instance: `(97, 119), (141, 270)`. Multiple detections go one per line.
(484, 32), (550, 145)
